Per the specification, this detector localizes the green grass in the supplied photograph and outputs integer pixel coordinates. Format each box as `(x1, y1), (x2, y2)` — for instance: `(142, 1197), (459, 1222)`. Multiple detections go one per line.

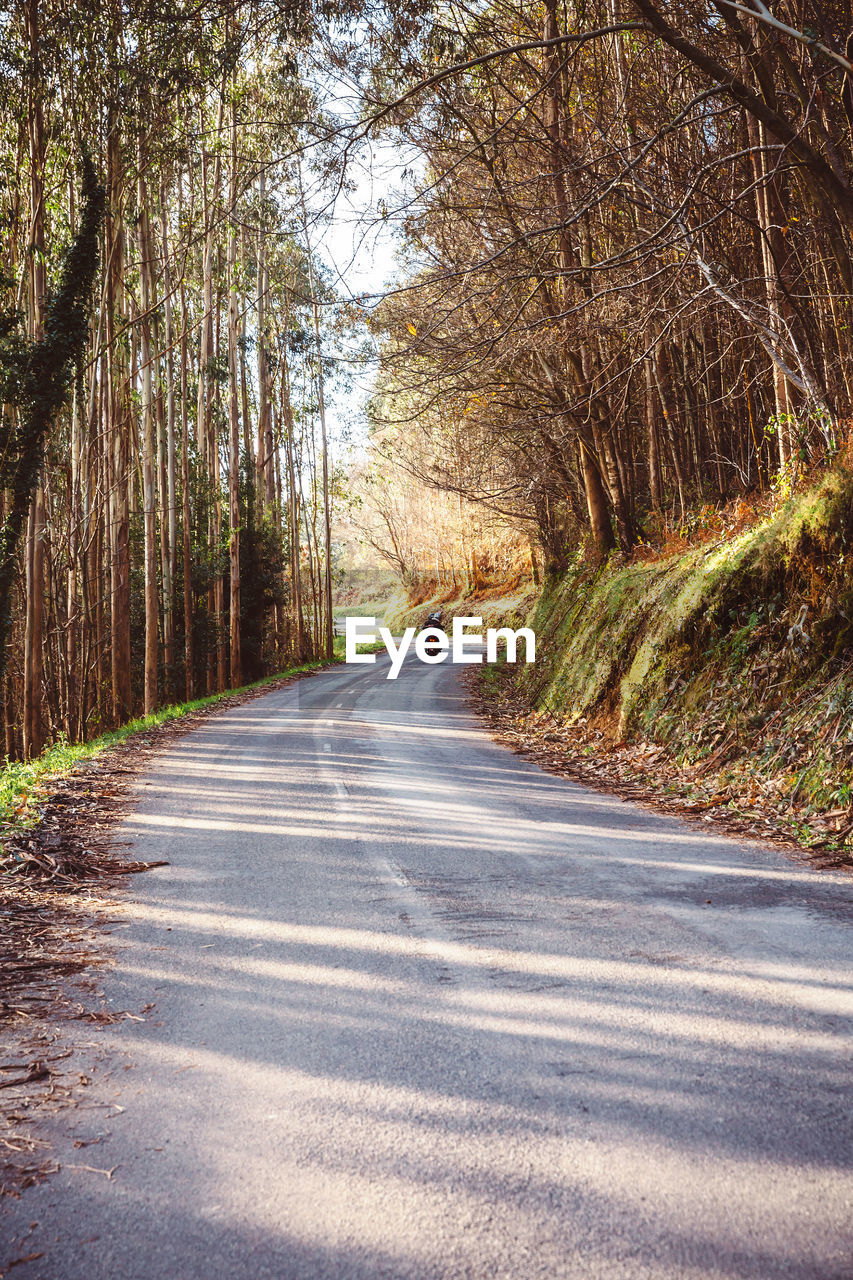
(0, 658), (334, 842)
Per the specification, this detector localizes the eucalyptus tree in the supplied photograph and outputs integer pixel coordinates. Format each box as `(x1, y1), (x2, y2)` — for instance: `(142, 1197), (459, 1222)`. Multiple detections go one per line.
(0, 0), (352, 757)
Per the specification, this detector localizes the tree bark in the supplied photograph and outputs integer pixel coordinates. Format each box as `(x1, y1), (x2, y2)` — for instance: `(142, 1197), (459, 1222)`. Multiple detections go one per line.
(300, 171), (334, 659)
(137, 138), (159, 715)
(22, 0), (45, 757)
(227, 100), (242, 689)
(160, 177), (177, 695)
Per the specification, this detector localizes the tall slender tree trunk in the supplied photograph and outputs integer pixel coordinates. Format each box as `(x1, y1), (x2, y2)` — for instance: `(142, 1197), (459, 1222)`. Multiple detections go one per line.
(67, 379), (80, 737)
(196, 112), (223, 694)
(257, 171), (275, 509)
(23, 0), (46, 757)
(299, 170), (333, 659)
(653, 345), (687, 520)
(542, 0), (615, 557)
(138, 136), (159, 715)
(23, 489), (44, 758)
(747, 114), (793, 469)
(180, 264), (194, 699)
(227, 99), (242, 688)
(285, 403), (304, 657)
(213, 261), (227, 693)
(160, 178), (176, 696)
(644, 355), (663, 511)
(282, 351), (305, 662)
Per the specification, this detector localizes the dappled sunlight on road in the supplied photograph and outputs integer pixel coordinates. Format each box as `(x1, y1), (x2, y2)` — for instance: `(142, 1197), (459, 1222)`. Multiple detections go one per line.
(85, 1024), (851, 1270)
(131, 697), (853, 897)
(13, 657), (849, 1280)
(119, 899), (852, 1015)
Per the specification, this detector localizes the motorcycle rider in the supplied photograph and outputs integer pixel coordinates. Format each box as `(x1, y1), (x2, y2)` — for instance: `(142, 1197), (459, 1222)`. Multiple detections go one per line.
(423, 608), (445, 657)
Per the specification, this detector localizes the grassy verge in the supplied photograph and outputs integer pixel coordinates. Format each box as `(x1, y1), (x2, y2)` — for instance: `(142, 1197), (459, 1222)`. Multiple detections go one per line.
(0, 657), (337, 841)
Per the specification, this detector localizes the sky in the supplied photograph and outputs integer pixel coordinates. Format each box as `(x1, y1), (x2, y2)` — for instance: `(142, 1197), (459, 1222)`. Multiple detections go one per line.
(309, 134), (423, 453)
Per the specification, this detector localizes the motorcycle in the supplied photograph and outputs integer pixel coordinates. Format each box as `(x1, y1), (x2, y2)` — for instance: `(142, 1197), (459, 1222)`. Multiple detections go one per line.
(423, 609), (446, 657)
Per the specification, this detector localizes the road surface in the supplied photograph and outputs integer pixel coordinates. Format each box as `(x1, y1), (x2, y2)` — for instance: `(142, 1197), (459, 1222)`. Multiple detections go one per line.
(4, 654), (853, 1278)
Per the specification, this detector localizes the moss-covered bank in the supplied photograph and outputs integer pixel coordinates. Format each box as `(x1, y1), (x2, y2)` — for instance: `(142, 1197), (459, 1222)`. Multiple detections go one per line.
(514, 465), (853, 838)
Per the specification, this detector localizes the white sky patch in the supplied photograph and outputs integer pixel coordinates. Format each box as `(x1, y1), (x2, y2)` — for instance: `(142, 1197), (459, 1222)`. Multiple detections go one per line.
(298, 65), (425, 450)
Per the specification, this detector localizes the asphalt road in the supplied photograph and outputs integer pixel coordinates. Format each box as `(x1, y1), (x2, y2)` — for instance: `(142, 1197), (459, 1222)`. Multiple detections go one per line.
(4, 653), (853, 1279)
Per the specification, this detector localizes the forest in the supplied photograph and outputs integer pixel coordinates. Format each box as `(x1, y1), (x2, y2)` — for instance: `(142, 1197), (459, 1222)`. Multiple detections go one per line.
(2, 2), (853, 1261)
(4, 0), (853, 760)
